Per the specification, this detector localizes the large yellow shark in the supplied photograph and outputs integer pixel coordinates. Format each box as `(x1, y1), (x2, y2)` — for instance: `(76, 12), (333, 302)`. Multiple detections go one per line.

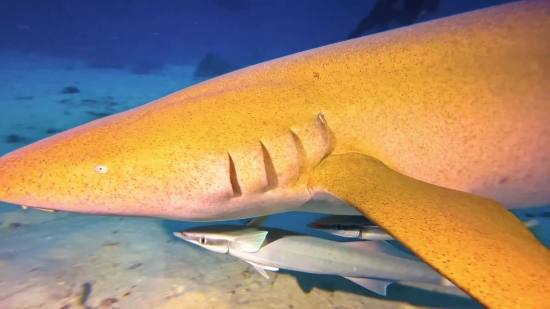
(0, 0), (549, 308)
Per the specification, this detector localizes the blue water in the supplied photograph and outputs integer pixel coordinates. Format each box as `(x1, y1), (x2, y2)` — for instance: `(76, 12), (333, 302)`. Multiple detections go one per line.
(1, 1), (546, 308)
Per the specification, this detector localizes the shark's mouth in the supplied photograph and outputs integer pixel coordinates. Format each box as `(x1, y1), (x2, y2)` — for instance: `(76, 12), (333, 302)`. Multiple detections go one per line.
(21, 205), (60, 213)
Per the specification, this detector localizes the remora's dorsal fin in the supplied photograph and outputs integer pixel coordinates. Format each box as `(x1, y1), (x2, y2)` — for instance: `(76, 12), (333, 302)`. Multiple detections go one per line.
(308, 152), (550, 308)
(344, 277), (392, 296)
(233, 231), (268, 253)
(246, 215), (270, 227)
(244, 260), (279, 279)
(342, 240), (419, 261)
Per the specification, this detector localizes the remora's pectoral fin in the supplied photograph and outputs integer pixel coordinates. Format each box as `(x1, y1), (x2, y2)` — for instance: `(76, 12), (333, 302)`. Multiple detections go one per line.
(244, 260), (279, 279)
(343, 277), (392, 296)
(234, 231), (268, 253)
(308, 152), (550, 309)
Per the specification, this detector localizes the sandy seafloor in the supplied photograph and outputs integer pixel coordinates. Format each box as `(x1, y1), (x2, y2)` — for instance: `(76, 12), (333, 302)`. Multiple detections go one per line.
(0, 52), (549, 309)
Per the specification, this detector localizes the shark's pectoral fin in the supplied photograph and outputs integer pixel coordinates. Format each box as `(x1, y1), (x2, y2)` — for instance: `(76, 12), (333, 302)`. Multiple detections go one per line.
(244, 260), (279, 279)
(343, 277), (392, 296)
(233, 231), (269, 253)
(308, 152), (550, 309)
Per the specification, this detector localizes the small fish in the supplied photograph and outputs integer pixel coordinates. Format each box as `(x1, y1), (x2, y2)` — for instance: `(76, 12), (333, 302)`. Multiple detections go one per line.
(308, 215), (394, 240)
(173, 220), (455, 296)
(309, 215), (542, 241)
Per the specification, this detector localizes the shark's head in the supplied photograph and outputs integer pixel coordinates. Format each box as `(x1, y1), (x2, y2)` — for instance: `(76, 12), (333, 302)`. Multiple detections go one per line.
(0, 54), (323, 221)
(0, 76), (313, 221)
(173, 224), (268, 254)
(0, 103), (239, 220)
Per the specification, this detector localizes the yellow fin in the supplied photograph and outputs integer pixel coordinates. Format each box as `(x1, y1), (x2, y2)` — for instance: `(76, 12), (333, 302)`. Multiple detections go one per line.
(308, 152), (550, 309)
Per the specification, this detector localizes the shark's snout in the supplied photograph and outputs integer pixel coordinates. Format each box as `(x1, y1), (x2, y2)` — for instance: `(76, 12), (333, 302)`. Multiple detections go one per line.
(0, 151), (42, 208)
(173, 232), (186, 239)
(0, 134), (106, 212)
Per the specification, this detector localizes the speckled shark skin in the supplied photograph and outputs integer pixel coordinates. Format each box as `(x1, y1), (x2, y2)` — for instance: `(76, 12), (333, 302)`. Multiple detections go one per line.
(0, 1), (549, 308)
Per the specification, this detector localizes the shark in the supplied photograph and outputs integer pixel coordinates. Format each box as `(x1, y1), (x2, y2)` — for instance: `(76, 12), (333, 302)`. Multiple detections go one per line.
(0, 1), (549, 308)
(173, 218), (458, 296)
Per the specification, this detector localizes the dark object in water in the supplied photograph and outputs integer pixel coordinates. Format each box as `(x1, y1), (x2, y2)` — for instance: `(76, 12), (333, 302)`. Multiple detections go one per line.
(46, 128), (63, 134)
(14, 95), (34, 101)
(194, 54), (235, 79)
(76, 282), (93, 306)
(61, 86), (80, 94)
(102, 242), (120, 247)
(7, 222), (22, 229)
(85, 111), (113, 119)
(525, 211), (550, 218)
(347, 0), (440, 39)
(98, 298), (119, 308)
(5, 134), (27, 143)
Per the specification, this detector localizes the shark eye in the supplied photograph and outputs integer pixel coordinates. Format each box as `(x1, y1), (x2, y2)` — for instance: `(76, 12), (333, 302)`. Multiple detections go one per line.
(95, 165), (108, 174)
(199, 237), (207, 244)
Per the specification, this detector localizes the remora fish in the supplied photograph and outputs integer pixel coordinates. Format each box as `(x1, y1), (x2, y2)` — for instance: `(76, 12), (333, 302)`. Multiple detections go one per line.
(307, 215), (542, 241)
(308, 215), (394, 240)
(0, 1), (549, 308)
(173, 220), (455, 296)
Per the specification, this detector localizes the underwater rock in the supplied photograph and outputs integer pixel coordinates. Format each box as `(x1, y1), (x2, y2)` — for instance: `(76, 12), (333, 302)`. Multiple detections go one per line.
(193, 54), (235, 79)
(7, 222), (22, 229)
(76, 282), (92, 306)
(5, 134), (27, 144)
(85, 111), (114, 119)
(61, 86), (80, 94)
(46, 128), (64, 134)
(241, 270), (252, 279)
(59, 97), (120, 112)
(82, 98), (119, 108)
(97, 298), (118, 308)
